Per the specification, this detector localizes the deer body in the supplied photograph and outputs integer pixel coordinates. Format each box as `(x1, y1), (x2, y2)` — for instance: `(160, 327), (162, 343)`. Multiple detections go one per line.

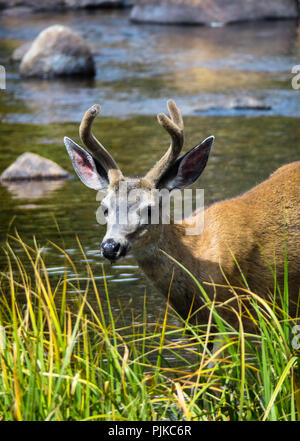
(65, 101), (300, 330)
(132, 161), (300, 329)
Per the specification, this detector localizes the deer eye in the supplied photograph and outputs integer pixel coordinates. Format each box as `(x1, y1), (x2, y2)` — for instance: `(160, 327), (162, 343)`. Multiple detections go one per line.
(102, 206), (108, 217)
(139, 205), (152, 223)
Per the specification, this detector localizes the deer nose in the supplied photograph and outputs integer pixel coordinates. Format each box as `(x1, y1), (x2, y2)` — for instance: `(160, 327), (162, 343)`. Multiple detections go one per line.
(101, 239), (121, 261)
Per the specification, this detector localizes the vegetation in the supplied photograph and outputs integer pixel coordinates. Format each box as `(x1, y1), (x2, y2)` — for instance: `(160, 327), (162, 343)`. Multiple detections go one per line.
(0, 233), (299, 421)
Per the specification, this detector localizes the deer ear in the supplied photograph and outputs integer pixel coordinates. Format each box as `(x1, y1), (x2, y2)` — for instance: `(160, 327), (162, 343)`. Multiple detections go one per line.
(157, 136), (214, 190)
(64, 137), (109, 191)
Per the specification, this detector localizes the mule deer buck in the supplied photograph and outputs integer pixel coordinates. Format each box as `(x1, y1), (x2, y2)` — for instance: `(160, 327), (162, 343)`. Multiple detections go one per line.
(64, 101), (300, 332)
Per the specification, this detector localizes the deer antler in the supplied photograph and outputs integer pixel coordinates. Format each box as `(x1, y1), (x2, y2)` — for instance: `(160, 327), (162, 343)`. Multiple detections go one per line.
(79, 104), (123, 184)
(145, 100), (184, 185)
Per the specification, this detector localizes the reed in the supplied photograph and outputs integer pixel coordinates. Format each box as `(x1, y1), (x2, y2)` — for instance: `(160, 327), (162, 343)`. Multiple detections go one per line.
(0, 233), (299, 421)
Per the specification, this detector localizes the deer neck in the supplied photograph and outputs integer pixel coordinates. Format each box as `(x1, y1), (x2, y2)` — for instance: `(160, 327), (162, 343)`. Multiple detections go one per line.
(132, 221), (184, 264)
(132, 220), (203, 319)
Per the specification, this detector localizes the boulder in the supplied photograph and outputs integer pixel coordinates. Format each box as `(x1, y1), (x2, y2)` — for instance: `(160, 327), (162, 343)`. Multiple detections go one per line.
(130, 0), (298, 25)
(0, 152), (71, 181)
(20, 25), (95, 78)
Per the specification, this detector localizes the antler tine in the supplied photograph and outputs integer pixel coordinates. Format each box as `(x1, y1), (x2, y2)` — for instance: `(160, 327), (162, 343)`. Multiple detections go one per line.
(167, 99), (183, 130)
(79, 104), (123, 184)
(145, 100), (184, 185)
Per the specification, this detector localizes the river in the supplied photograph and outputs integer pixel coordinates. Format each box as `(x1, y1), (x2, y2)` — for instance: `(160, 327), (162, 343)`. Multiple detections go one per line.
(0, 9), (299, 325)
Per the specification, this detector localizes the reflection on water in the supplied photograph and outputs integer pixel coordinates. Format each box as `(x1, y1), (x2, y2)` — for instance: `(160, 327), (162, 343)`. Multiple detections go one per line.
(2, 178), (68, 200)
(0, 11), (300, 122)
(0, 115), (299, 325)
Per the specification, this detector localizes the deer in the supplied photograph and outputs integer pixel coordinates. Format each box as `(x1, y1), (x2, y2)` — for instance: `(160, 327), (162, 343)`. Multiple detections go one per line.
(64, 100), (300, 334)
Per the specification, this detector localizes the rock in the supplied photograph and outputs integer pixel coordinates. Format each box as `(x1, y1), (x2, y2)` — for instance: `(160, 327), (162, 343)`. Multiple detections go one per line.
(0, 0), (64, 13)
(64, 0), (129, 8)
(0, 152), (71, 181)
(232, 96), (271, 111)
(130, 0), (298, 25)
(0, 0), (130, 14)
(20, 25), (95, 78)
(11, 42), (32, 62)
(194, 96), (271, 113)
(1, 6), (35, 16)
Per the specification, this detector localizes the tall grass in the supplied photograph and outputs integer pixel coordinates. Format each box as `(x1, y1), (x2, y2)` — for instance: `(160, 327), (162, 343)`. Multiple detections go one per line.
(0, 233), (299, 421)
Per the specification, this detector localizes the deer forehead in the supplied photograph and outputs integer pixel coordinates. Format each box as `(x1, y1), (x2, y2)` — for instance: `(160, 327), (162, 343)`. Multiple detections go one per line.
(109, 178), (153, 192)
(104, 178), (155, 207)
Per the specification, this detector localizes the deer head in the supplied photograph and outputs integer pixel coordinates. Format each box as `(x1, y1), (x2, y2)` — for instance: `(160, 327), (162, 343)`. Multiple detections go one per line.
(64, 101), (214, 262)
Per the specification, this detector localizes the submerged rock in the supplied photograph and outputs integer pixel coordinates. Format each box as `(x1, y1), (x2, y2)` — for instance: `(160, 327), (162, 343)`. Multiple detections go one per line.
(130, 0), (298, 25)
(20, 25), (95, 79)
(0, 152), (71, 181)
(64, 0), (130, 7)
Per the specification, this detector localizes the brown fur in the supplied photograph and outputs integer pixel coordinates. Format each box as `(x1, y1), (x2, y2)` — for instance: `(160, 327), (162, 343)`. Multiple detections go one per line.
(133, 161), (300, 331)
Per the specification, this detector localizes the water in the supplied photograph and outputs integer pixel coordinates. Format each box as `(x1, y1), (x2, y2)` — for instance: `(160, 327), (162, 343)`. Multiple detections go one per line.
(0, 9), (299, 324)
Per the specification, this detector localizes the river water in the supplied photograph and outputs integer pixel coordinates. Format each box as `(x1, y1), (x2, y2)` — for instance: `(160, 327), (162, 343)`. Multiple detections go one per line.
(0, 9), (299, 324)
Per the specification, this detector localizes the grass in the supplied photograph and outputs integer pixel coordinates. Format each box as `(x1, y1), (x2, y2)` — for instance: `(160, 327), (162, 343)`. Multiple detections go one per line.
(0, 233), (299, 421)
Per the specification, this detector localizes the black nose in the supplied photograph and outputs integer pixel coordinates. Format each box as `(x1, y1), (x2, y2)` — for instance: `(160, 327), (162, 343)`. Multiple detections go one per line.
(101, 239), (120, 261)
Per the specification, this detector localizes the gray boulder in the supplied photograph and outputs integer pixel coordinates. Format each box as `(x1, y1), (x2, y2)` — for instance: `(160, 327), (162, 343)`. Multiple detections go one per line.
(20, 25), (95, 79)
(0, 152), (71, 181)
(130, 0), (298, 25)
